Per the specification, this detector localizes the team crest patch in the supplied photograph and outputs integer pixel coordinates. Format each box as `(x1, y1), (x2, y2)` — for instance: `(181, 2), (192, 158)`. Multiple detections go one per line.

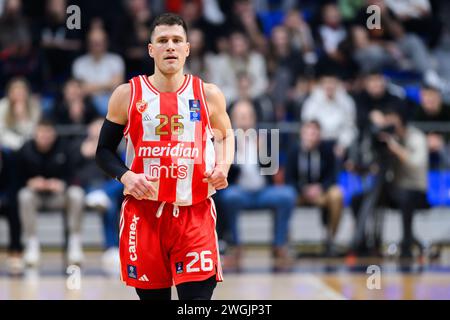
(127, 264), (137, 279)
(136, 100), (148, 113)
(175, 262), (183, 274)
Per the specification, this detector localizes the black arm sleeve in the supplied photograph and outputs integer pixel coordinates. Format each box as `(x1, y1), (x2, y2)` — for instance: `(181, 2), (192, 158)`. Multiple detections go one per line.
(95, 119), (129, 181)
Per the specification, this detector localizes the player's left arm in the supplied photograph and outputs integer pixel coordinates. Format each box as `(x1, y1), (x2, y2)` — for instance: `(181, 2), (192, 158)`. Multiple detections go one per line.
(202, 82), (235, 190)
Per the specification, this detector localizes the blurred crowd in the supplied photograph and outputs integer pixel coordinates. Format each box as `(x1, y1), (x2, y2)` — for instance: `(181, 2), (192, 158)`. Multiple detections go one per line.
(1, 0), (450, 275)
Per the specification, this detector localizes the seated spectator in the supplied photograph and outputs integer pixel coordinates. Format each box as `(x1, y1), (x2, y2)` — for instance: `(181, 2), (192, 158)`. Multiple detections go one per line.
(267, 25), (306, 120)
(216, 100), (297, 270)
(229, 72), (275, 123)
(184, 28), (215, 80)
(72, 27), (125, 115)
(316, 3), (348, 59)
(283, 9), (316, 65)
(207, 31), (268, 104)
(180, 0), (224, 53)
(0, 145), (23, 275)
(69, 118), (122, 275)
(353, 71), (406, 133)
(349, 25), (396, 74)
(355, 0), (442, 87)
(385, 0), (442, 48)
(38, 0), (82, 92)
(0, 0), (43, 91)
(112, 0), (154, 77)
(350, 108), (429, 258)
(301, 71), (357, 158)
(224, 0), (267, 53)
(0, 77), (41, 151)
(414, 84), (450, 169)
(17, 118), (85, 266)
(51, 78), (99, 126)
(286, 120), (344, 256)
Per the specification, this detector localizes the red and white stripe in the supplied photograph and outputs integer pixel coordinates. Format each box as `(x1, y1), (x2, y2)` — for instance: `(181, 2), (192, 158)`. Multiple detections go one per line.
(123, 74), (216, 206)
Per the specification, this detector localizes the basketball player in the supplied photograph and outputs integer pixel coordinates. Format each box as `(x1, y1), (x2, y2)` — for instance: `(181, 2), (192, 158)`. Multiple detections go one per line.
(95, 13), (234, 300)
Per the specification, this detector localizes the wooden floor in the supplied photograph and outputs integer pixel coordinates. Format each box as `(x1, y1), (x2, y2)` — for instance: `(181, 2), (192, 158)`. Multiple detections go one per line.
(1, 247), (450, 300)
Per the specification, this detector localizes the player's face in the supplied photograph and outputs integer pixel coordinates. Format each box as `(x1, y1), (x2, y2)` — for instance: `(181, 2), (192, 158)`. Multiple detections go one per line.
(149, 25), (190, 75)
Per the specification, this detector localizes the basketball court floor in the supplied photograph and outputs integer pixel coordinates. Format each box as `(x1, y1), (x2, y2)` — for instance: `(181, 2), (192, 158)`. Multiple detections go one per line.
(1, 247), (450, 300)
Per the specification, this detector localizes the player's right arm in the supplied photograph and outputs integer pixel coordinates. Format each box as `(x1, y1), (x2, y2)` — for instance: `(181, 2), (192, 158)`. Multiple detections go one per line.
(95, 83), (156, 200)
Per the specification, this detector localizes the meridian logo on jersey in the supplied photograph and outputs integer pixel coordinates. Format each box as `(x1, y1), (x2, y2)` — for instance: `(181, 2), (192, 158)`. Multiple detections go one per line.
(136, 100), (148, 113)
(138, 143), (200, 158)
(129, 215), (140, 262)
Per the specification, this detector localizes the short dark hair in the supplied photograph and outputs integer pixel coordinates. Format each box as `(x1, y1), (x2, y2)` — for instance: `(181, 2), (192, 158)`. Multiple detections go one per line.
(37, 117), (55, 128)
(149, 13), (188, 42)
(302, 120), (321, 131)
(384, 107), (408, 126)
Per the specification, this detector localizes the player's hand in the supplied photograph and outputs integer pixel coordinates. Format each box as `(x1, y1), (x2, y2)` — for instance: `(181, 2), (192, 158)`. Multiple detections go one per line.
(202, 166), (228, 190)
(121, 171), (157, 200)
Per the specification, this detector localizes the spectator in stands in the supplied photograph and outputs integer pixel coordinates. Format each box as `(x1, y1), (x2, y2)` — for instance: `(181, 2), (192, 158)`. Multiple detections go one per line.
(225, 0), (267, 53)
(51, 78), (99, 126)
(17, 118), (85, 266)
(283, 9), (316, 65)
(208, 31), (268, 106)
(0, 144), (23, 275)
(112, 0), (154, 77)
(286, 120), (344, 256)
(355, 0), (442, 87)
(184, 28), (215, 80)
(351, 108), (429, 258)
(353, 71), (406, 133)
(38, 0), (82, 92)
(385, 0), (442, 48)
(69, 118), (122, 275)
(0, 77), (41, 151)
(180, 0), (223, 53)
(0, 0), (43, 91)
(316, 3), (348, 59)
(301, 71), (357, 158)
(414, 84), (450, 169)
(349, 25), (396, 74)
(216, 100), (297, 269)
(72, 27), (125, 116)
(267, 25), (306, 120)
(229, 72), (275, 123)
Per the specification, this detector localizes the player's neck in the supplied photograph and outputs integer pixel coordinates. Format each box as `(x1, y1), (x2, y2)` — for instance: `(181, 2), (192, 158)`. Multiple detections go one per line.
(149, 70), (186, 93)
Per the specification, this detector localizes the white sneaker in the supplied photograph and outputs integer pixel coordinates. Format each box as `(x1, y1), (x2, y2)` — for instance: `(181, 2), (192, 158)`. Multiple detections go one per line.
(101, 247), (120, 277)
(24, 237), (40, 267)
(67, 234), (84, 265)
(6, 254), (25, 276)
(85, 190), (111, 212)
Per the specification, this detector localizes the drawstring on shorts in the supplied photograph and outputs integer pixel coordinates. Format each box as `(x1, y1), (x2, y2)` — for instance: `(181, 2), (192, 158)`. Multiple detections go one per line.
(155, 201), (179, 218)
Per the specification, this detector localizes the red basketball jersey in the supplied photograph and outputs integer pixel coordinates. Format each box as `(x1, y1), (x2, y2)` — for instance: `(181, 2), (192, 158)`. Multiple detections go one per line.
(123, 74), (216, 205)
